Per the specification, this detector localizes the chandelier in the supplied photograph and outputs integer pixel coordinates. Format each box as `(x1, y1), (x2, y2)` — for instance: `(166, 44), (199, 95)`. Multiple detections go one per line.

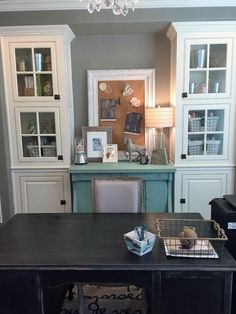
(80, 0), (139, 16)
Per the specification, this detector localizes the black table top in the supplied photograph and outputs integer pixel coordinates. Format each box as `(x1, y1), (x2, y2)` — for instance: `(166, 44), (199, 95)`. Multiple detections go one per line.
(0, 212), (236, 271)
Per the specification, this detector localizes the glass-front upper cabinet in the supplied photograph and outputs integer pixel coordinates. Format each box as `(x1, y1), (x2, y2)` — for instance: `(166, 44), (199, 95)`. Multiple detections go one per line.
(15, 108), (61, 161)
(10, 42), (58, 101)
(184, 39), (232, 98)
(183, 105), (228, 159)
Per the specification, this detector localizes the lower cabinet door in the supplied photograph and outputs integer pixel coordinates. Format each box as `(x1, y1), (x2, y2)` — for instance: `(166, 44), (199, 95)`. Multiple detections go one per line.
(13, 170), (71, 213)
(175, 168), (235, 219)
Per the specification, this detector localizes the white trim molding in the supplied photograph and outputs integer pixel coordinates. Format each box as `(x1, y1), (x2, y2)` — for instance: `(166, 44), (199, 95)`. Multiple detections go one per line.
(0, 0), (236, 12)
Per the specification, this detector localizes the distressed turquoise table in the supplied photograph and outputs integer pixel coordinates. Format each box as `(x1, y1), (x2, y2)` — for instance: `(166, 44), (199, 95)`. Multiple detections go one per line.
(69, 162), (175, 213)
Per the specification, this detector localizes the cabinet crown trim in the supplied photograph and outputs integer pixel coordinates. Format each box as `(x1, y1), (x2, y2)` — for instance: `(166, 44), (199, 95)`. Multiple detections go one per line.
(167, 21), (236, 40)
(0, 25), (75, 41)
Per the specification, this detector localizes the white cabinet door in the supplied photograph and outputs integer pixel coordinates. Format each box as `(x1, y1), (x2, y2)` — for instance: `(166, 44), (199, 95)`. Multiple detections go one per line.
(14, 107), (62, 163)
(183, 38), (232, 99)
(182, 104), (229, 161)
(9, 42), (58, 102)
(176, 169), (234, 219)
(13, 171), (71, 214)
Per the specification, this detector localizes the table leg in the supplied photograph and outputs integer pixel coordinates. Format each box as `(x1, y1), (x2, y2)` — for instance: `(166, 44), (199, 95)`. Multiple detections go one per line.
(223, 271), (233, 314)
(150, 271), (162, 314)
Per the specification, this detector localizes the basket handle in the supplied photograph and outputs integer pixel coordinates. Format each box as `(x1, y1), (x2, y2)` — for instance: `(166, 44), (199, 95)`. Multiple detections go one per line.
(213, 220), (227, 240)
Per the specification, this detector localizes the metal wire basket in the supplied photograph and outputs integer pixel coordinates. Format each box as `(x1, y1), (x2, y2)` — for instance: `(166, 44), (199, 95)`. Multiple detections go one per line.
(27, 145), (39, 157)
(188, 140), (204, 155)
(206, 140), (221, 155)
(207, 116), (219, 131)
(156, 219), (227, 258)
(189, 117), (202, 132)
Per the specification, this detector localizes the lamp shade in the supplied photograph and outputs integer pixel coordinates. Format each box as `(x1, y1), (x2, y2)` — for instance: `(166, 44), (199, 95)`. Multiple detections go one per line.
(145, 107), (173, 128)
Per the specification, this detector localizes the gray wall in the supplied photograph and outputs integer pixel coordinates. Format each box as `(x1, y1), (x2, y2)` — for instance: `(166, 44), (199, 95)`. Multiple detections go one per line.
(0, 46), (13, 221)
(71, 32), (170, 136)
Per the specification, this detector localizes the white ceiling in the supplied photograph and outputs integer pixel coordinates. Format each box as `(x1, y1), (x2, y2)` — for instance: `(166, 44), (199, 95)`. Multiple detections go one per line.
(0, 1), (236, 35)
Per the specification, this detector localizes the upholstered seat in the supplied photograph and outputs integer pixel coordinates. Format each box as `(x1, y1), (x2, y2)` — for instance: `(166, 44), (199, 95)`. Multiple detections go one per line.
(92, 177), (142, 213)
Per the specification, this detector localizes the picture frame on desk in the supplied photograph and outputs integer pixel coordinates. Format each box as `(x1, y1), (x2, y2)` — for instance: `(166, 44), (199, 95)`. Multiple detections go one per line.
(87, 69), (156, 155)
(103, 144), (118, 163)
(82, 126), (112, 162)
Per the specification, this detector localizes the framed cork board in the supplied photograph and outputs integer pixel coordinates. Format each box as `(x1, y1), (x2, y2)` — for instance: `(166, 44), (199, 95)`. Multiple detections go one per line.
(88, 69), (155, 154)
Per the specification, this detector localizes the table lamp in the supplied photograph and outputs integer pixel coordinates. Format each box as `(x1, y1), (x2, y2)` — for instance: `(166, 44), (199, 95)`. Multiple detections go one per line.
(145, 106), (173, 164)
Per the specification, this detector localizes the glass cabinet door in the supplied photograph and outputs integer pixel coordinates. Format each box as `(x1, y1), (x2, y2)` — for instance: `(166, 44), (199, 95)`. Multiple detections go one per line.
(15, 108), (60, 160)
(11, 43), (56, 99)
(184, 106), (227, 158)
(186, 39), (231, 97)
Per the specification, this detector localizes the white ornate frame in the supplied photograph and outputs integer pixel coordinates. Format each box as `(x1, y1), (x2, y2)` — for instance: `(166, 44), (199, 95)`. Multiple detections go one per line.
(87, 69), (155, 154)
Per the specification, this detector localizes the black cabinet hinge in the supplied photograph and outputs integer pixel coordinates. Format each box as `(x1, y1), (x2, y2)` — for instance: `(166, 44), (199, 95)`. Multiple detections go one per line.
(180, 198), (186, 204)
(58, 155), (63, 160)
(60, 200), (66, 205)
(182, 92), (188, 98)
(54, 94), (60, 100)
(181, 154), (186, 159)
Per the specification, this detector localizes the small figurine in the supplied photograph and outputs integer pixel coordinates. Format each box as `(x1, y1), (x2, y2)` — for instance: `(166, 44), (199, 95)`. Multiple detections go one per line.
(179, 226), (198, 249)
(124, 137), (146, 162)
(43, 81), (52, 96)
(28, 120), (37, 134)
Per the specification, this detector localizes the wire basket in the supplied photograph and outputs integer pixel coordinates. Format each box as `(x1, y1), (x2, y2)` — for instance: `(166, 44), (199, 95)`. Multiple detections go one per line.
(156, 219), (227, 258)
(189, 117), (202, 132)
(188, 140), (203, 155)
(41, 145), (56, 157)
(206, 140), (221, 155)
(27, 145), (39, 157)
(207, 116), (219, 131)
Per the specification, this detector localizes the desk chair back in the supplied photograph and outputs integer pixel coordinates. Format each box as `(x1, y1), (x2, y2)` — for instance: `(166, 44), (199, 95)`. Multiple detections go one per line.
(92, 178), (142, 213)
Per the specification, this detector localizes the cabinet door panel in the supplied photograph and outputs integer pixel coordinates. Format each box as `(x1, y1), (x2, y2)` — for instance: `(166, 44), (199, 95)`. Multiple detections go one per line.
(182, 174), (227, 219)
(20, 176), (65, 213)
(184, 38), (232, 98)
(10, 42), (58, 102)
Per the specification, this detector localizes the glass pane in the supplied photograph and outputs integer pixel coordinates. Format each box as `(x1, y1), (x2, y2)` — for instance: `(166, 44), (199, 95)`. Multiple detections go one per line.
(15, 48), (32, 72)
(22, 136), (39, 157)
(188, 134), (204, 156)
(206, 134), (223, 155)
(208, 70), (226, 93)
(209, 44), (227, 68)
(189, 71), (207, 94)
(17, 74), (35, 97)
(39, 112), (56, 134)
(36, 74), (53, 97)
(207, 110), (224, 132)
(40, 136), (57, 157)
(20, 112), (38, 134)
(34, 48), (52, 72)
(188, 110), (205, 132)
(190, 45), (207, 69)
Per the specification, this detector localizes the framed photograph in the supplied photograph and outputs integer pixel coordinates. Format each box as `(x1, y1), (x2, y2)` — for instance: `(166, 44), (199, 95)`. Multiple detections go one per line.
(103, 144), (118, 163)
(87, 69), (155, 154)
(82, 126), (112, 162)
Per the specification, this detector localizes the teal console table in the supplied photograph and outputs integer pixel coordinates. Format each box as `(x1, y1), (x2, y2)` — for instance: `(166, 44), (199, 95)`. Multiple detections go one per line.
(69, 162), (175, 213)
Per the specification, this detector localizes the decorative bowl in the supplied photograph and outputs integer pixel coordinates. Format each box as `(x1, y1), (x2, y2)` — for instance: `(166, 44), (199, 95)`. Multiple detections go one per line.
(124, 230), (156, 256)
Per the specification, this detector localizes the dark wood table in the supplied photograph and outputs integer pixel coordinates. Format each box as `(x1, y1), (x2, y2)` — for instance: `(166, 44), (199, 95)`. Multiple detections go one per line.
(0, 212), (235, 314)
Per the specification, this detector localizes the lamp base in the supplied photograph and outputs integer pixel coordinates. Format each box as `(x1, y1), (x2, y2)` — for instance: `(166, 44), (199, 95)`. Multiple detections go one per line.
(150, 148), (168, 165)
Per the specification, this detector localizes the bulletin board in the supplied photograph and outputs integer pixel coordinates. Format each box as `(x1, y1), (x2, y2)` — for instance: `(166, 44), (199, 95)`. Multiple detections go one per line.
(97, 80), (145, 150)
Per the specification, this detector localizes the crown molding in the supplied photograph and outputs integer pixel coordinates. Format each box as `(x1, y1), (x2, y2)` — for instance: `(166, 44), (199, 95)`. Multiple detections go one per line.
(0, 0), (236, 12)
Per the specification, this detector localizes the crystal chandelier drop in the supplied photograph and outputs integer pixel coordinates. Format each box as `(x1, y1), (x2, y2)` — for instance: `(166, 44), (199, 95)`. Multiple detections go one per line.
(81, 0), (139, 16)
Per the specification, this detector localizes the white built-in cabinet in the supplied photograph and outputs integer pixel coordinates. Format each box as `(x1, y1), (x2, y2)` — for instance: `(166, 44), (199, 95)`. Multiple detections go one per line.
(0, 25), (75, 214)
(167, 22), (236, 219)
